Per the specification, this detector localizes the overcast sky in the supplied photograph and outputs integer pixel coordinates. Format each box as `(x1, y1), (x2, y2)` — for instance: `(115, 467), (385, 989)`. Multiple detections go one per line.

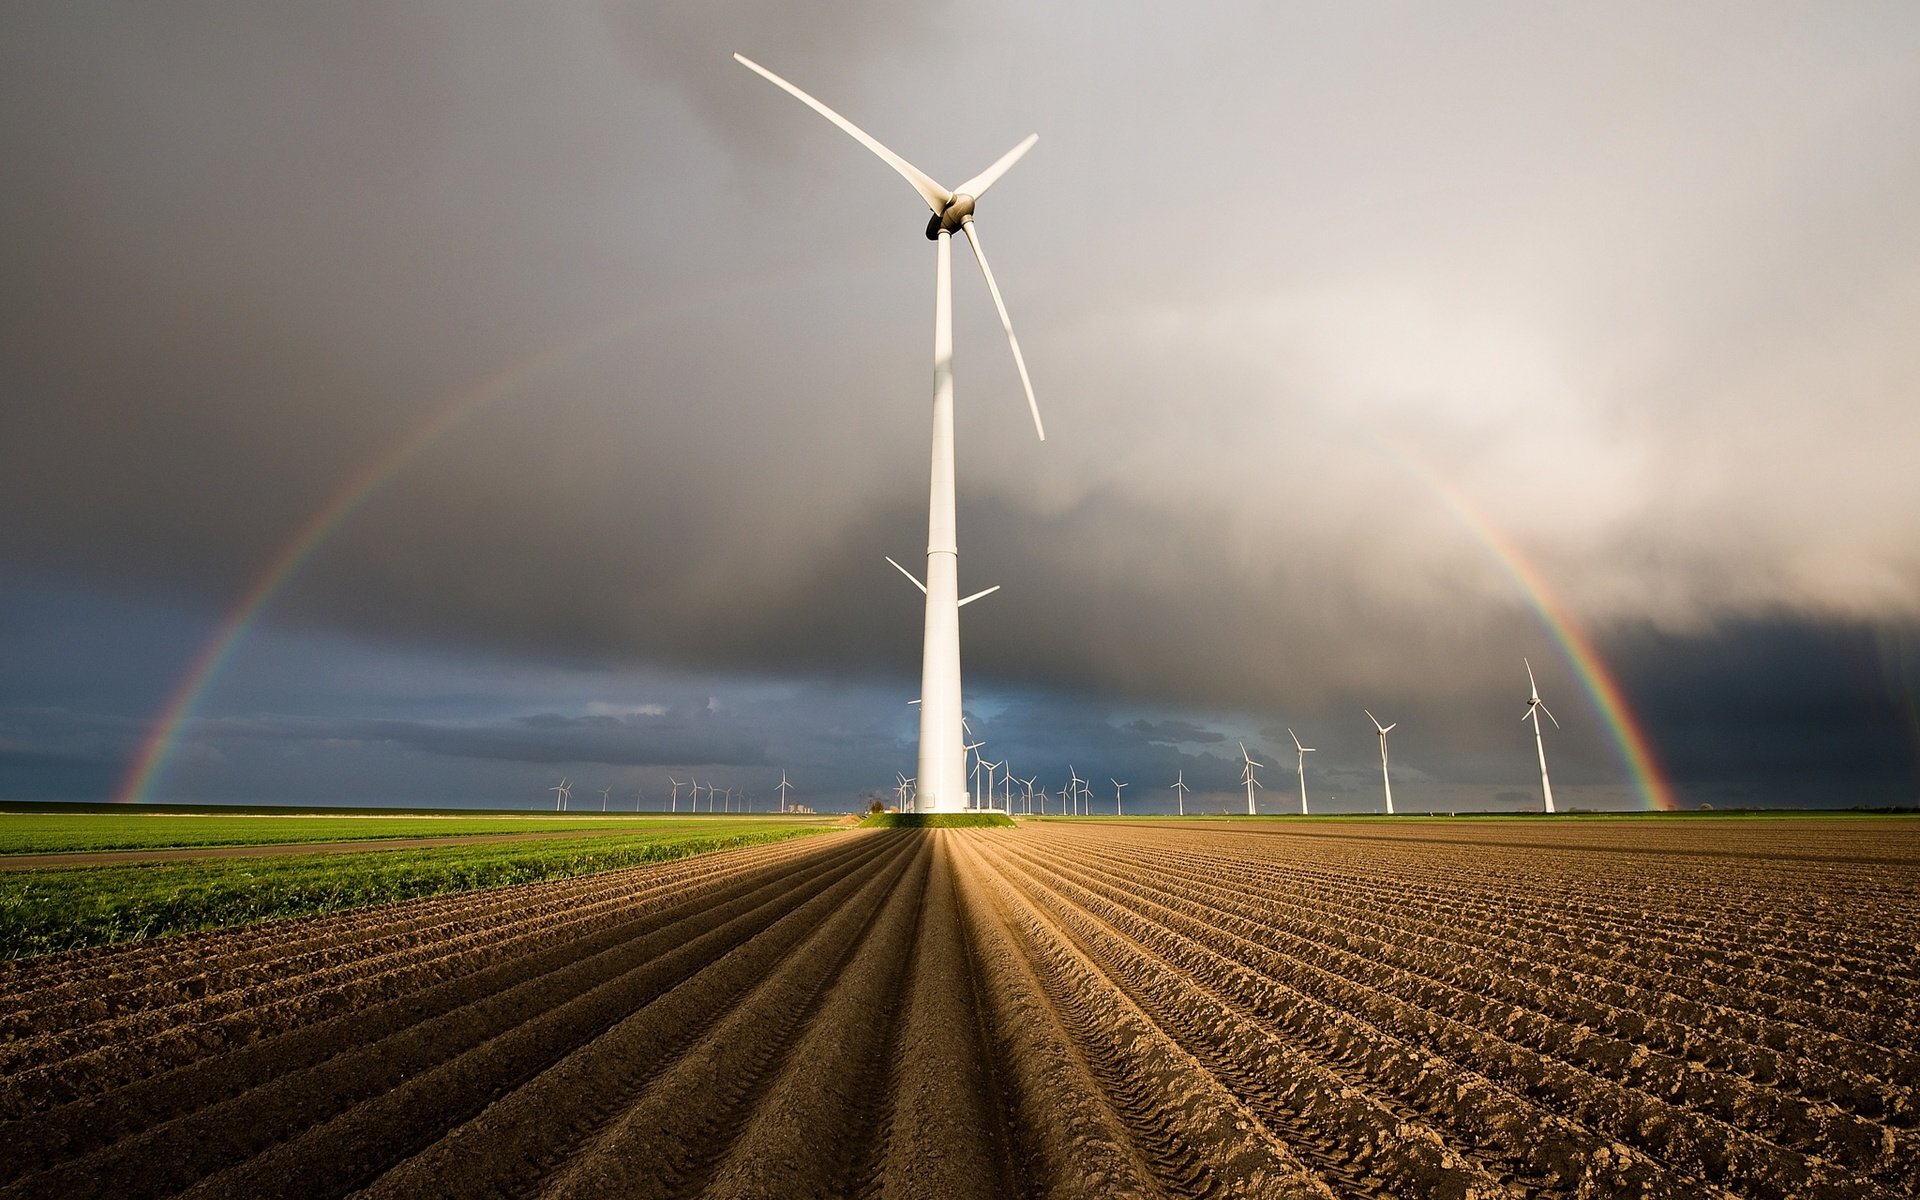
(3, 2), (1916, 812)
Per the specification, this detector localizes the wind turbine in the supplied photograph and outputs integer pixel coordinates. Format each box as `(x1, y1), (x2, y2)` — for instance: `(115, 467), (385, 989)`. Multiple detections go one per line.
(1110, 778), (1128, 816)
(1522, 658), (1561, 814)
(550, 777), (571, 812)
(736, 53), (1045, 813)
(777, 770), (794, 813)
(963, 741), (985, 807)
(598, 785), (612, 813)
(1288, 728), (1316, 816)
(1366, 710), (1397, 815)
(667, 775), (684, 813)
(1239, 743), (1263, 816)
(1067, 767), (1084, 817)
(633, 788), (645, 812)
(689, 779), (704, 812)
(1022, 775), (1037, 816)
(1171, 770), (1190, 817)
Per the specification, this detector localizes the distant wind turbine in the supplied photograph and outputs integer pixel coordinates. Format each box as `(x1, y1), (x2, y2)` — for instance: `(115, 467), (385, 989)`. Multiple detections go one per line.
(667, 775), (684, 813)
(1110, 778), (1128, 816)
(550, 777), (571, 812)
(1288, 728), (1316, 816)
(1068, 767), (1084, 817)
(736, 53), (1045, 812)
(777, 770), (794, 813)
(1239, 743), (1263, 815)
(1522, 658), (1561, 814)
(1171, 770), (1190, 817)
(598, 785), (612, 813)
(1366, 710), (1397, 815)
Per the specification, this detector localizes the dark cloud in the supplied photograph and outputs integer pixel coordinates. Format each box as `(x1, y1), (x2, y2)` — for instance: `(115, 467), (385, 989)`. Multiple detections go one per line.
(2, 6), (1917, 809)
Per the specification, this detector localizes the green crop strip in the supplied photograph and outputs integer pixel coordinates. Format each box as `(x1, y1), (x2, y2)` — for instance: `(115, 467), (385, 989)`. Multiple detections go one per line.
(0, 812), (824, 856)
(0, 824), (833, 959)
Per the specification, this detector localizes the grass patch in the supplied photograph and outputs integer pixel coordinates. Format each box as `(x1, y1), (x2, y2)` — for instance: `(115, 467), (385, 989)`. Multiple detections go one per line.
(859, 812), (1015, 828)
(0, 811), (828, 856)
(0, 823), (831, 959)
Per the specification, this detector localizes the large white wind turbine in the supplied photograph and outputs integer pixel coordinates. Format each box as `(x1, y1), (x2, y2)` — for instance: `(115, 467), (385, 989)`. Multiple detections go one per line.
(550, 777), (570, 812)
(1288, 728), (1316, 816)
(667, 775), (684, 813)
(1239, 743), (1263, 816)
(1171, 770), (1190, 817)
(777, 770), (794, 813)
(1110, 778), (1128, 816)
(736, 53), (1044, 813)
(1522, 658), (1561, 814)
(1366, 710), (1397, 815)
(598, 785), (612, 813)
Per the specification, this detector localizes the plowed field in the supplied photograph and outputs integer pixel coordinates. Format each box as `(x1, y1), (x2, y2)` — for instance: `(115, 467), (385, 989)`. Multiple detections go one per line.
(2, 819), (1914, 1198)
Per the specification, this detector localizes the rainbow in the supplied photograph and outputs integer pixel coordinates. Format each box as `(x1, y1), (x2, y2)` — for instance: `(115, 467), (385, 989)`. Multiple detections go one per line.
(1383, 440), (1678, 811)
(113, 310), (658, 804)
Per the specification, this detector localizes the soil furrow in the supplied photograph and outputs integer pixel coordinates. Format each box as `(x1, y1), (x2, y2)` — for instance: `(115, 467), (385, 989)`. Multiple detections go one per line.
(2, 832), (890, 1199)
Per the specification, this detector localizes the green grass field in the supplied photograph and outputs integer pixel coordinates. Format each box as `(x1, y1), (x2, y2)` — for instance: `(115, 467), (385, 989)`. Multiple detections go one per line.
(0, 817), (838, 959)
(858, 812), (1015, 828)
(0, 809), (811, 855)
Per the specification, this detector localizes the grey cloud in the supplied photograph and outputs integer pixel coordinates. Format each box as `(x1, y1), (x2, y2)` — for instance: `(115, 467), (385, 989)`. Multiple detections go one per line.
(3, 5), (1918, 809)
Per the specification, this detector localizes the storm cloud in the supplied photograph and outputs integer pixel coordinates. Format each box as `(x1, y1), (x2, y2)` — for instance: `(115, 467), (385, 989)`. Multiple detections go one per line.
(3, 3), (1917, 808)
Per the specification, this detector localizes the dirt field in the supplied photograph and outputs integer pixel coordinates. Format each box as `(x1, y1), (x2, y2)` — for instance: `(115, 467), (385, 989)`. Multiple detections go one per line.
(1, 819), (1913, 1198)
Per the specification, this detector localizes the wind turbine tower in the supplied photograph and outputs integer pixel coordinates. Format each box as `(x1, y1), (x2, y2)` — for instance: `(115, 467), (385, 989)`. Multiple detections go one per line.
(1366, 710), (1398, 815)
(1522, 658), (1561, 813)
(1239, 743), (1263, 816)
(1288, 728), (1316, 816)
(736, 54), (1045, 813)
(1171, 770), (1190, 816)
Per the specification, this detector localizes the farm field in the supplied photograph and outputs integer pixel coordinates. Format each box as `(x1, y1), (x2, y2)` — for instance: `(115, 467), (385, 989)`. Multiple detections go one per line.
(1, 818), (1914, 1198)
(0, 808), (802, 856)
(0, 818), (833, 959)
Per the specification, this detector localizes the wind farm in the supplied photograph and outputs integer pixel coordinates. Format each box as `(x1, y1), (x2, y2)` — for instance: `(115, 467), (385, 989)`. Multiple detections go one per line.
(4, 8), (1917, 1200)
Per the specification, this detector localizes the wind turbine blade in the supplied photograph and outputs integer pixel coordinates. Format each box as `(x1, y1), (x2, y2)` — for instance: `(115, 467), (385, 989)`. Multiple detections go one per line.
(1365, 709), (1382, 731)
(1288, 727), (1303, 751)
(1522, 706), (1536, 723)
(1541, 704), (1561, 729)
(732, 53), (950, 213)
(885, 555), (927, 593)
(961, 221), (1044, 441)
(954, 132), (1038, 200)
(1525, 656), (1539, 697)
(957, 584), (1002, 607)
(1383, 723), (1397, 734)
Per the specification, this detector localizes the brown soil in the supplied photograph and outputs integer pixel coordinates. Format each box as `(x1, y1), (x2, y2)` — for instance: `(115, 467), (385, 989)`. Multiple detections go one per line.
(1, 820), (1912, 1198)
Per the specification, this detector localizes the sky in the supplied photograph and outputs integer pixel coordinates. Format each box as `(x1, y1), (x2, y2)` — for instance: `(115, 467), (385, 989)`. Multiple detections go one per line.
(3, 2), (1917, 813)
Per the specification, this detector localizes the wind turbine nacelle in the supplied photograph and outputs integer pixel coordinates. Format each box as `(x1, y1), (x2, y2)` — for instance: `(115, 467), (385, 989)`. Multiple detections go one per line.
(926, 194), (976, 239)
